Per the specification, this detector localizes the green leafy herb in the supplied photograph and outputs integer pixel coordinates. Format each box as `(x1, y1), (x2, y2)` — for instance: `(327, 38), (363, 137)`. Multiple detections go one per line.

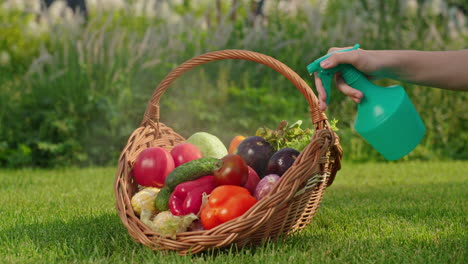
(256, 119), (339, 152)
(330, 118), (339, 132)
(255, 120), (312, 152)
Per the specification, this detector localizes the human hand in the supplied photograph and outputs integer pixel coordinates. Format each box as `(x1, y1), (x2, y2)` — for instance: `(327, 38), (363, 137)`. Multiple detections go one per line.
(314, 47), (384, 111)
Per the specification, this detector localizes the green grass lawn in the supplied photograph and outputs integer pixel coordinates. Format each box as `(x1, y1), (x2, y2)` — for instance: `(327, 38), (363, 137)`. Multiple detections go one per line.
(1, 161), (466, 263)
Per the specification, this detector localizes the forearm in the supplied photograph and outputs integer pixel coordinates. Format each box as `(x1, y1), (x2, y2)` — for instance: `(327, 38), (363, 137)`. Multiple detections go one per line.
(371, 49), (468, 91)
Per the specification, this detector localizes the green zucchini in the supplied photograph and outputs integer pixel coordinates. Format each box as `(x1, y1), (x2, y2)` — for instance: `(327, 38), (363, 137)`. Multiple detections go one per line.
(155, 157), (221, 212)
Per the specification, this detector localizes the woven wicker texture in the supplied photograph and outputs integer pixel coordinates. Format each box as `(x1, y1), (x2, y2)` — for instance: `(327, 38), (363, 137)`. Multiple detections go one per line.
(114, 50), (342, 255)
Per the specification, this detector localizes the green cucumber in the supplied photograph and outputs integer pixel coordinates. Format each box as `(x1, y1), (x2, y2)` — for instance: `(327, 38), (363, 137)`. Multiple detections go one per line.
(154, 187), (171, 212)
(165, 157), (221, 189)
(155, 157), (221, 212)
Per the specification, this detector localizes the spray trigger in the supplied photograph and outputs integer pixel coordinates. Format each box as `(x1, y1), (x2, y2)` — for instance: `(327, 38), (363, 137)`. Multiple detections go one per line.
(307, 44), (360, 107)
(318, 71), (333, 106)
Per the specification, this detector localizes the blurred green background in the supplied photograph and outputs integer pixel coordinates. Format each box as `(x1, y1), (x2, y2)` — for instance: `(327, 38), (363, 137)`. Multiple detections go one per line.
(0, 0), (467, 168)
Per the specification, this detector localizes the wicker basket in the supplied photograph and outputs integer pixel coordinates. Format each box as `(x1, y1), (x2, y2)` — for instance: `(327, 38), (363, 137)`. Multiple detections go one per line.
(114, 50), (342, 255)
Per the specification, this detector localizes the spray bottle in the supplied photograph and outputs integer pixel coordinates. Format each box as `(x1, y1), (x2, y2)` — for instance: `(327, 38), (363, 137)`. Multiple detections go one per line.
(307, 44), (425, 160)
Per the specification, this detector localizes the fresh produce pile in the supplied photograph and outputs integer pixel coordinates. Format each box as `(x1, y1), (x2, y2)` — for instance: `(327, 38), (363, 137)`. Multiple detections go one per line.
(130, 120), (318, 238)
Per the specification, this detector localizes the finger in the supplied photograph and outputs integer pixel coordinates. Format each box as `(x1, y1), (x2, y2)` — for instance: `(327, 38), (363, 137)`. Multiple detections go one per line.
(320, 49), (361, 70)
(335, 74), (363, 103)
(327, 46), (355, 54)
(314, 72), (328, 111)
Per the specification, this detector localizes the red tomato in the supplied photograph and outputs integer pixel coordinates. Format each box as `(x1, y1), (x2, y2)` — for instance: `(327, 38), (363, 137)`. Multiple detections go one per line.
(170, 143), (203, 167)
(242, 166), (261, 195)
(133, 147), (175, 187)
(214, 154), (248, 186)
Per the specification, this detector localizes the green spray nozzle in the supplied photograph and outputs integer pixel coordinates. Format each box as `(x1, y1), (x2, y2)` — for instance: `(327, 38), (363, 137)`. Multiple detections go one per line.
(307, 44), (362, 105)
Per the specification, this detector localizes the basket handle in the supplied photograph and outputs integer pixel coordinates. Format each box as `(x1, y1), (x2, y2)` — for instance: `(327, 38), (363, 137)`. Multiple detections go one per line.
(141, 49), (329, 129)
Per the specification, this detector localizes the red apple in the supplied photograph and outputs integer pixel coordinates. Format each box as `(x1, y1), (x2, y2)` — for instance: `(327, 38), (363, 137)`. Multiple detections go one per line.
(133, 147), (175, 187)
(170, 143), (203, 167)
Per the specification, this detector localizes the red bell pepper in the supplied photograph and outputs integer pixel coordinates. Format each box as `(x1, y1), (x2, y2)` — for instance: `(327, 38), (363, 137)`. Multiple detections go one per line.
(200, 185), (257, 230)
(169, 175), (217, 216)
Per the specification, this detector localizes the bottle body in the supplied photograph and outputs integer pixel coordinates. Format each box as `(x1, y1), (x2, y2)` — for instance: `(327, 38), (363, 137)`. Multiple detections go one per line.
(353, 80), (426, 160)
